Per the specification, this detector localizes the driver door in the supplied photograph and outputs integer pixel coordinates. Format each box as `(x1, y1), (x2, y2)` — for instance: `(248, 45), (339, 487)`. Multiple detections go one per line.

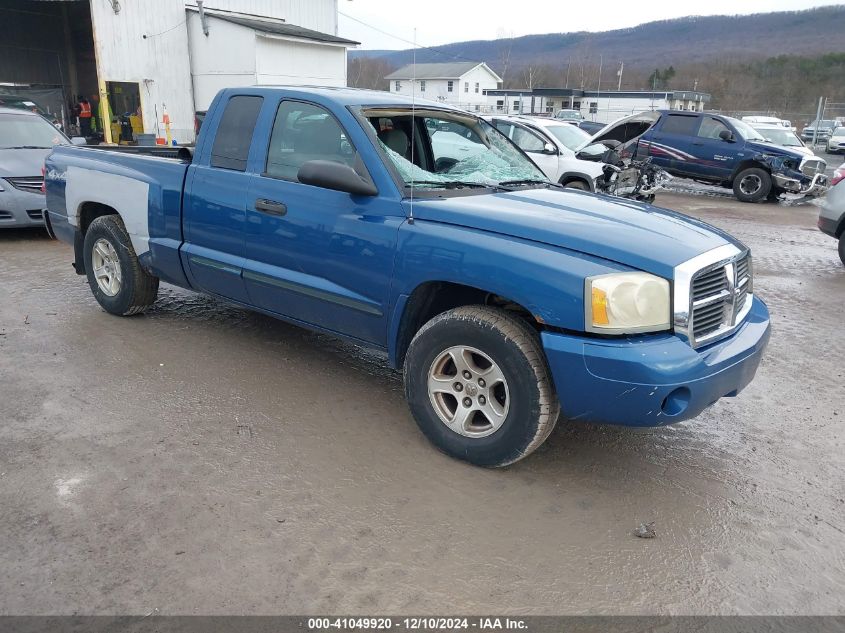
(242, 99), (403, 345)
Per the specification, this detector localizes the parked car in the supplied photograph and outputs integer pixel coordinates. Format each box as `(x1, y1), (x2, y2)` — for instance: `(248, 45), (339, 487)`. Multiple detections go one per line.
(742, 115), (795, 132)
(0, 106), (83, 228)
(801, 119), (838, 143)
(487, 114), (667, 202)
(826, 127), (845, 154)
(555, 109), (584, 124)
(817, 165), (845, 266)
(750, 123), (814, 156)
(578, 120), (605, 135)
(590, 110), (827, 202)
(45, 86), (770, 467)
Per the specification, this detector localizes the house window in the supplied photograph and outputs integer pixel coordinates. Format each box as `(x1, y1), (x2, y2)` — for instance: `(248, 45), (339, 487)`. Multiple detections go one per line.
(447, 81), (454, 93)
(395, 81), (401, 91)
(589, 102), (598, 114)
(475, 82), (480, 94)
(513, 100), (520, 111)
(420, 80), (426, 92)
(496, 100), (505, 112)
(464, 82), (469, 93)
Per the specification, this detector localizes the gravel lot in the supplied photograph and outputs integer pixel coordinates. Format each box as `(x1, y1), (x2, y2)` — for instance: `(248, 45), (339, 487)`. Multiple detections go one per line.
(0, 191), (843, 615)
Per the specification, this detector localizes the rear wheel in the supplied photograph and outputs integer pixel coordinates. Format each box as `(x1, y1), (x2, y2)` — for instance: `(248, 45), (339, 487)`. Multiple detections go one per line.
(83, 214), (159, 316)
(733, 167), (772, 203)
(403, 306), (560, 467)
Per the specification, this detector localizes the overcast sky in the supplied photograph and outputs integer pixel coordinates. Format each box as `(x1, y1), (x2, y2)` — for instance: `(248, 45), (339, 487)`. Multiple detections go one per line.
(338, 0), (844, 50)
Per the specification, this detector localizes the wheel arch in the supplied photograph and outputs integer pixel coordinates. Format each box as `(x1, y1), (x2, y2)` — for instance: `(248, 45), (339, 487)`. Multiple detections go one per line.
(390, 281), (539, 369)
(559, 171), (596, 191)
(71, 201), (121, 274)
(730, 159), (771, 183)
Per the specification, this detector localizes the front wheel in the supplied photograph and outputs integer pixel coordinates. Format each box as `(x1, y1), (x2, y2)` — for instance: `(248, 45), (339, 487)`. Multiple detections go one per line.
(733, 167), (772, 203)
(403, 306), (560, 467)
(563, 179), (590, 191)
(83, 214), (159, 316)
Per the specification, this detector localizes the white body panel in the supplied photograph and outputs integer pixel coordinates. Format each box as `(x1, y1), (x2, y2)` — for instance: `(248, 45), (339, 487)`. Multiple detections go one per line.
(64, 166), (150, 255)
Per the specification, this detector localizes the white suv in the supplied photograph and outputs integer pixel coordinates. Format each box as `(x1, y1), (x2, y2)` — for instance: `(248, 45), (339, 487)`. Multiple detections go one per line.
(486, 115), (605, 191)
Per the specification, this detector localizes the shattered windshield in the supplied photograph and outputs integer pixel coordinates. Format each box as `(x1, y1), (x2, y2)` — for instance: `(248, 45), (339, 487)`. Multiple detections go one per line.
(727, 117), (766, 141)
(365, 110), (546, 190)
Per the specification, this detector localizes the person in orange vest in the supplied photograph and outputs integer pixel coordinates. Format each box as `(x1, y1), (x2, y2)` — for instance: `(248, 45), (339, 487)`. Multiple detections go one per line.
(78, 96), (92, 137)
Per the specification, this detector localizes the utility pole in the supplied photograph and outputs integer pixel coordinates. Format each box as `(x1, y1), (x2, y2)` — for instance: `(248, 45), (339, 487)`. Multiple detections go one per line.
(616, 61), (623, 91)
(812, 96), (825, 147)
(565, 58), (571, 89)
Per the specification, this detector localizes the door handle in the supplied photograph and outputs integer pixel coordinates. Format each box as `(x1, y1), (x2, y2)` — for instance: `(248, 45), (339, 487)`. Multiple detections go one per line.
(255, 199), (287, 216)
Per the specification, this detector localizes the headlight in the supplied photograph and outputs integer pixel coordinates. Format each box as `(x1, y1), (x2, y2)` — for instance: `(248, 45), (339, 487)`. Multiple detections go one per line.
(586, 272), (671, 334)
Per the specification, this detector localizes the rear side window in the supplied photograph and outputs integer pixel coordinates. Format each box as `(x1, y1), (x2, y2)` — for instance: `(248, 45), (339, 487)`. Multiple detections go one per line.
(210, 95), (263, 171)
(265, 100), (356, 181)
(660, 114), (699, 136)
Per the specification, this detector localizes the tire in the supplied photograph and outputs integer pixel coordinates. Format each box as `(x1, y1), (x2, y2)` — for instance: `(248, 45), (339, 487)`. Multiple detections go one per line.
(403, 305), (560, 467)
(767, 187), (783, 202)
(83, 214), (159, 316)
(563, 179), (590, 191)
(839, 235), (845, 268)
(733, 167), (772, 203)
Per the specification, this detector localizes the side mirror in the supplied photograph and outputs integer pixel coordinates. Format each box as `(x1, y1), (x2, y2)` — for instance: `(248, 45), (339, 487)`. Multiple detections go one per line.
(719, 130), (734, 142)
(543, 142), (557, 154)
(298, 160), (377, 197)
(70, 137), (87, 146)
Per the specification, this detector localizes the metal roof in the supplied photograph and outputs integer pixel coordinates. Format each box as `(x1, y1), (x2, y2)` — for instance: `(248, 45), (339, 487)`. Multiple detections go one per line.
(187, 8), (360, 46)
(385, 62), (500, 81)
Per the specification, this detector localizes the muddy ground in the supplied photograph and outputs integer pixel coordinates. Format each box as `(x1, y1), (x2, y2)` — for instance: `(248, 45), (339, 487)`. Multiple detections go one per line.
(0, 192), (843, 615)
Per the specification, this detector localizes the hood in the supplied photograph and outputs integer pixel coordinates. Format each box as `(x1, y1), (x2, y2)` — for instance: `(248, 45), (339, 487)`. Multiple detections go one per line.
(743, 140), (807, 161)
(0, 147), (53, 178)
(575, 111), (661, 152)
(408, 188), (740, 279)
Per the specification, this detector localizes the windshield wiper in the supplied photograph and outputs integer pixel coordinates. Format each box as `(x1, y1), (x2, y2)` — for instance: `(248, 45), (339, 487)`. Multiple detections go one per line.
(407, 180), (511, 192)
(498, 178), (562, 189)
(2, 145), (52, 150)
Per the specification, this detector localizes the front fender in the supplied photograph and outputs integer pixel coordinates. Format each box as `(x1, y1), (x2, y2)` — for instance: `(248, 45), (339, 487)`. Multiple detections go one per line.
(388, 220), (630, 361)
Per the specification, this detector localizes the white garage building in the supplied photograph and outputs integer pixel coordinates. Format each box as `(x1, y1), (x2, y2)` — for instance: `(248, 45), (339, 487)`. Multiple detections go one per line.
(0, 0), (356, 145)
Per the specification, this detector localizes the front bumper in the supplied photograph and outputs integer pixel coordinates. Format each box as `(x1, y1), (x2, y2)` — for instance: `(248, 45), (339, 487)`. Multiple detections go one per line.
(0, 182), (46, 228)
(772, 171), (828, 197)
(541, 296), (771, 427)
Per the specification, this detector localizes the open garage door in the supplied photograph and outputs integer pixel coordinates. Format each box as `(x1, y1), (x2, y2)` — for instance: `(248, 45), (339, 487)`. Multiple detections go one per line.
(0, 0), (97, 135)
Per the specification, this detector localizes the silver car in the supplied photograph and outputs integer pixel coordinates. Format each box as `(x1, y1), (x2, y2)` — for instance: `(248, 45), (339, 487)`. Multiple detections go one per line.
(818, 164), (845, 266)
(0, 107), (84, 228)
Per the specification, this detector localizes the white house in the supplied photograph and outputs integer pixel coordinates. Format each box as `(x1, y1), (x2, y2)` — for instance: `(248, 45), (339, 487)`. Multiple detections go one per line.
(385, 62), (502, 110)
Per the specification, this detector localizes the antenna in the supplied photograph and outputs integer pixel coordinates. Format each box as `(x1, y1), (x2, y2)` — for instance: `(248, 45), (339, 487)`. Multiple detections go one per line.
(409, 27), (417, 225)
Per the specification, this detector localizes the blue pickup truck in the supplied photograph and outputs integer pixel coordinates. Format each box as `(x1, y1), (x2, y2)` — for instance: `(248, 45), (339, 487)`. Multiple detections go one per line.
(44, 87), (771, 467)
(583, 110), (828, 202)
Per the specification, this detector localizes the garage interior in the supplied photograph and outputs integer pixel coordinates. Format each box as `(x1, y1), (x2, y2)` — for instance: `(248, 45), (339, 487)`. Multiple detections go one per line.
(0, 0), (98, 135)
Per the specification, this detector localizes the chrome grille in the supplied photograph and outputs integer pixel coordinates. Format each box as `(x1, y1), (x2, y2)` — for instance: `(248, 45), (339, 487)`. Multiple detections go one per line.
(689, 253), (752, 346)
(801, 159), (825, 178)
(5, 176), (44, 195)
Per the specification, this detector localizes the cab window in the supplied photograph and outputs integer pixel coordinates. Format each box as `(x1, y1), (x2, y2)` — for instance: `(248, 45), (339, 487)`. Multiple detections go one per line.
(265, 101), (356, 181)
(698, 117), (731, 140)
